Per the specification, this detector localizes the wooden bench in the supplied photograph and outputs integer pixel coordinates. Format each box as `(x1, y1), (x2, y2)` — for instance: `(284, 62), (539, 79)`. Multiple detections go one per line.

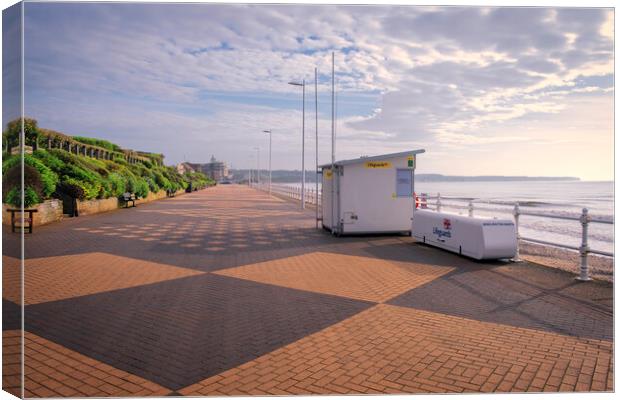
(122, 192), (136, 208)
(8, 208), (38, 234)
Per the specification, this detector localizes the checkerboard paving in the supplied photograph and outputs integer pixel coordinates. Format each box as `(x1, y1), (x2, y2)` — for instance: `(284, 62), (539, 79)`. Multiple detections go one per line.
(179, 304), (613, 396)
(3, 300), (21, 331)
(24, 274), (373, 391)
(2, 185), (613, 397)
(3, 253), (204, 305)
(2, 330), (22, 398)
(5, 330), (171, 397)
(215, 251), (454, 303)
(389, 267), (613, 340)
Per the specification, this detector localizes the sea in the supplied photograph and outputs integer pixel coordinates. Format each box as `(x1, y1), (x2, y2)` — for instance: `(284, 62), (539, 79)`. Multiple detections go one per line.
(274, 180), (614, 254)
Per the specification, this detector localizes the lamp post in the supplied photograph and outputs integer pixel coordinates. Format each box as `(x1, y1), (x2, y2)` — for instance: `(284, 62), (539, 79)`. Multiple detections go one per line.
(314, 68), (319, 228)
(262, 130), (272, 196)
(253, 146), (260, 188)
(288, 80), (306, 209)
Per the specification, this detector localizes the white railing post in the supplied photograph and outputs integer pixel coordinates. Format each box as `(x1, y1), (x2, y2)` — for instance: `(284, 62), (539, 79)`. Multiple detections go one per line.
(576, 208), (592, 281)
(512, 202), (522, 262)
(468, 200), (474, 217)
(436, 193), (442, 213)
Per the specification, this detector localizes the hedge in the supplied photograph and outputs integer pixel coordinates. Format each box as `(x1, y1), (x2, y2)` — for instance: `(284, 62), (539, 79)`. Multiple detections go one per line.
(2, 120), (214, 207)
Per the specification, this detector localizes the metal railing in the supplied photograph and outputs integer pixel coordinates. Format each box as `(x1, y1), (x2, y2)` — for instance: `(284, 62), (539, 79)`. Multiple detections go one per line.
(248, 183), (612, 281)
(252, 182), (322, 206)
(420, 193), (613, 281)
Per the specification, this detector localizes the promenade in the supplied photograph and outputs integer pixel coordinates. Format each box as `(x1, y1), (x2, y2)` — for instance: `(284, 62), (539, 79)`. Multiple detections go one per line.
(2, 185), (613, 396)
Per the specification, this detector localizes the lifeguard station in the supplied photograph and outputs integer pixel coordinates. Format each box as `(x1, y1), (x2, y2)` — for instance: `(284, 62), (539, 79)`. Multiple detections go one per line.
(319, 149), (425, 235)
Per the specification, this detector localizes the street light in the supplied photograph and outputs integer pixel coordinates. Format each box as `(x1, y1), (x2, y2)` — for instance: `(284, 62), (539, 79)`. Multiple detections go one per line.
(262, 130), (272, 195)
(288, 80), (306, 209)
(253, 146), (260, 187)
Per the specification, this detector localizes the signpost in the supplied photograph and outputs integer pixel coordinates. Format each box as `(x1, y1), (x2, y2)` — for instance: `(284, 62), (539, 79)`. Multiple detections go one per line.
(407, 155), (415, 169)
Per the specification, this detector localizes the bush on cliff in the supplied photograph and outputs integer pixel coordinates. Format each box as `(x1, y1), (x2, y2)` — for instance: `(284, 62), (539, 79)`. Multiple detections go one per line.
(3, 154), (58, 199)
(2, 165), (44, 208)
(5, 187), (41, 208)
(2, 118), (213, 206)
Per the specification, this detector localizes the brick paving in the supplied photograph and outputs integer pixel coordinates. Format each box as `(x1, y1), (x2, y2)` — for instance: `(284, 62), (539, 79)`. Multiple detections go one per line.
(180, 304), (613, 395)
(215, 251), (453, 303)
(3, 331), (22, 398)
(5, 330), (170, 397)
(389, 267), (613, 340)
(4, 253), (204, 305)
(2, 184), (614, 396)
(25, 274), (372, 390)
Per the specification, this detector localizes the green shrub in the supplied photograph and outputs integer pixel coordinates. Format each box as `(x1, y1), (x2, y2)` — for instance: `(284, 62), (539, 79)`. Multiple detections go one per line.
(25, 156), (57, 198)
(82, 180), (101, 199)
(182, 171), (213, 190)
(4, 186), (42, 208)
(134, 179), (149, 198)
(2, 154), (18, 175)
(144, 177), (159, 192)
(107, 172), (126, 197)
(4, 187), (41, 208)
(72, 136), (122, 152)
(4, 187), (20, 207)
(3, 153), (58, 198)
(153, 170), (172, 190)
(4, 120), (202, 201)
(33, 149), (65, 171)
(23, 187), (40, 208)
(3, 164), (44, 204)
(57, 178), (86, 200)
(4, 117), (40, 151)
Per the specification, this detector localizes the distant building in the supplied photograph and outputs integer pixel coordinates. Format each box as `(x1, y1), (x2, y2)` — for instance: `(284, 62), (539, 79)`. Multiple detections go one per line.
(176, 162), (195, 175)
(177, 155), (229, 182)
(201, 155), (230, 182)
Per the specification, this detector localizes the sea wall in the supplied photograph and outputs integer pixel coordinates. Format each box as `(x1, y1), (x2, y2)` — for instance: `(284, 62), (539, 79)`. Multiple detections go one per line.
(3, 188), (188, 227)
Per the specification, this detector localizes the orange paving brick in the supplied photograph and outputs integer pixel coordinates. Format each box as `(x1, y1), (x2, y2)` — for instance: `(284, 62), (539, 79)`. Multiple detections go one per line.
(3, 330), (172, 397)
(214, 251), (454, 303)
(179, 304), (613, 395)
(2, 330), (22, 398)
(3, 253), (204, 305)
(4, 185), (613, 396)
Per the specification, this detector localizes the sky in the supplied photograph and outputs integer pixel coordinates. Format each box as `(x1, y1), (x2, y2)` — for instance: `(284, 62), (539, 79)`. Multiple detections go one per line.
(4, 3), (615, 180)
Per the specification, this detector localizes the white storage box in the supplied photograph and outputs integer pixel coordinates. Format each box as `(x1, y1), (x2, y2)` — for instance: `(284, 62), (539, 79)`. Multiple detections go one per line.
(412, 210), (517, 260)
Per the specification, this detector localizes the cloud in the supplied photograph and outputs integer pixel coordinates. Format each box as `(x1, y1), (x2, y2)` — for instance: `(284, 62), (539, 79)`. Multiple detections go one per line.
(2, 3), (22, 126)
(16, 3), (613, 178)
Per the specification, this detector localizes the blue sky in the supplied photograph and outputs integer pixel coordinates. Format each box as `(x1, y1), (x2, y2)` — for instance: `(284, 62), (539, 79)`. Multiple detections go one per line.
(4, 3), (614, 179)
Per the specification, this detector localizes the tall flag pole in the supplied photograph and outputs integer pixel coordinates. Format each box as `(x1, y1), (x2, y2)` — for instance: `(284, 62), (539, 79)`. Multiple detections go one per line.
(315, 67), (319, 229)
(331, 52), (336, 234)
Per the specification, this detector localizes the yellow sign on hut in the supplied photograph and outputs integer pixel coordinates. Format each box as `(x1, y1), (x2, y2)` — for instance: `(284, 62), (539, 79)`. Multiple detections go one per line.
(364, 161), (392, 169)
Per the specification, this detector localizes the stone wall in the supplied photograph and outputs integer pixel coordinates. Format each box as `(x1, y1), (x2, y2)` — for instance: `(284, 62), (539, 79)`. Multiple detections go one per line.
(3, 188), (190, 227)
(2, 199), (64, 227)
(76, 197), (120, 217)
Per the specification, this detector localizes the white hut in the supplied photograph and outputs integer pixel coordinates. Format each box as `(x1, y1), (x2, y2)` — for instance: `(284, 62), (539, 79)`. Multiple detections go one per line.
(320, 149), (425, 235)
